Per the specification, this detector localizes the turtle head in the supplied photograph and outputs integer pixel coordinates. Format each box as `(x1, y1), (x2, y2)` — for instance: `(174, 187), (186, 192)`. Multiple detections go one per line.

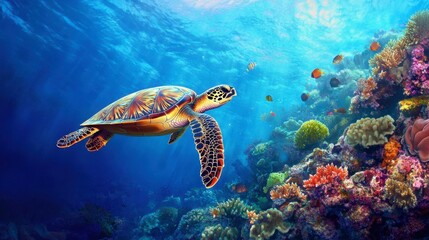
(193, 85), (237, 113)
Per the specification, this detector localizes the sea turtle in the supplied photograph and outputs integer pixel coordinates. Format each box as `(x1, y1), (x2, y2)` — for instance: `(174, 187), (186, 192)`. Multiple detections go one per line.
(57, 85), (237, 188)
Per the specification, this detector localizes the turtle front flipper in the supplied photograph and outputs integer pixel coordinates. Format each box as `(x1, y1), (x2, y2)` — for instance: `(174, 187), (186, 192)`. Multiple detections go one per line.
(190, 114), (224, 188)
(57, 127), (99, 148)
(85, 130), (114, 152)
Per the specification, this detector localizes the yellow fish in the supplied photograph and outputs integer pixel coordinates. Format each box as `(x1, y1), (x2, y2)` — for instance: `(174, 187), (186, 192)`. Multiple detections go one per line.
(247, 62), (256, 71)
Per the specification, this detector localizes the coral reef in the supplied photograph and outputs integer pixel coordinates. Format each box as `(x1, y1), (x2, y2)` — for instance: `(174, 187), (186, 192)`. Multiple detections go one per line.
(134, 207), (180, 238)
(346, 115), (395, 148)
(294, 120), (329, 150)
(174, 208), (216, 239)
(404, 45), (429, 96)
(270, 182), (307, 203)
(399, 95), (429, 116)
(249, 208), (291, 240)
(211, 198), (253, 220)
(404, 118), (429, 162)
(201, 224), (238, 240)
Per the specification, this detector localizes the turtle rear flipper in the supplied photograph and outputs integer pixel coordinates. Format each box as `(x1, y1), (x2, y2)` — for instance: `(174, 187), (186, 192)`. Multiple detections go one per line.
(57, 127), (99, 148)
(85, 130), (114, 152)
(190, 114), (224, 188)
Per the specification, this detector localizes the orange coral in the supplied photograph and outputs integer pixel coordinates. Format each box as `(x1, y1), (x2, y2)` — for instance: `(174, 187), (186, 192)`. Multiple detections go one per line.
(382, 137), (401, 172)
(270, 182), (307, 202)
(303, 163), (348, 190)
(247, 210), (258, 224)
(357, 77), (377, 100)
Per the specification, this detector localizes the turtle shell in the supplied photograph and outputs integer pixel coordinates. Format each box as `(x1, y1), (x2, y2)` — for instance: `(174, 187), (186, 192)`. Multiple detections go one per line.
(82, 86), (196, 126)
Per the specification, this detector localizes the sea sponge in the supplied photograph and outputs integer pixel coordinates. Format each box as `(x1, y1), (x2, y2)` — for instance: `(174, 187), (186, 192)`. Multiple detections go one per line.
(249, 208), (291, 240)
(346, 115), (395, 148)
(201, 224), (238, 240)
(404, 118), (429, 162)
(263, 172), (288, 193)
(294, 120), (329, 149)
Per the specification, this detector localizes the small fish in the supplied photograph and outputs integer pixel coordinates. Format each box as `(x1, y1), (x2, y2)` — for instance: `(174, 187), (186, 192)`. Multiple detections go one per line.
(266, 95), (273, 102)
(311, 68), (323, 79)
(211, 208), (220, 218)
(334, 108), (347, 114)
(370, 41), (381, 51)
(330, 78), (341, 88)
(332, 54), (344, 64)
(301, 93), (310, 101)
(231, 183), (248, 193)
(326, 111), (334, 116)
(270, 111), (276, 117)
(247, 62), (256, 71)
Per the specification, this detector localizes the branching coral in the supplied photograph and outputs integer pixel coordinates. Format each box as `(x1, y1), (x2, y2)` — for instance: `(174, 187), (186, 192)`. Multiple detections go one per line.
(270, 182), (307, 202)
(249, 208), (291, 240)
(303, 163), (348, 190)
(370, 39), (407, 76)
(384, 178), (417, 210)
(294, 120), (329, 150)
(382, 137), (401, 172)
(357, 77), (377, 100)
(201, 224), (238, 240)
(346, 115), (395, 148)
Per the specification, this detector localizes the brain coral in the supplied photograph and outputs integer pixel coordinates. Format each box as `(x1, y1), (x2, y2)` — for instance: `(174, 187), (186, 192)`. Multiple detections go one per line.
(346, 115), (395, 148)
(294, 120), (329, 149)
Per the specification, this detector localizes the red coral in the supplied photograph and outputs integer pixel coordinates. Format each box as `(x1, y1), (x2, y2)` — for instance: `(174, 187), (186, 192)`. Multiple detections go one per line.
(303, 164), (348, 190)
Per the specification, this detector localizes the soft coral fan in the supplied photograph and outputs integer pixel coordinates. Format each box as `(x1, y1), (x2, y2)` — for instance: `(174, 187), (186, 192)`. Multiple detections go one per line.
(404, 45), (429, 96)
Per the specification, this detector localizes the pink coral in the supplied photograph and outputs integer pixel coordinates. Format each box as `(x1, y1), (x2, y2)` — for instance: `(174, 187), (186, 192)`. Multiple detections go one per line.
(404, 45), (429, 96)
(404, 118), (429, 162)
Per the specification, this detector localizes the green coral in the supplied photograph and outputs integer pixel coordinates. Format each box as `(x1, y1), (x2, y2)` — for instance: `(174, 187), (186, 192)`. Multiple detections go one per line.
(251, 141), (272, 156)
(201, 224), (239, 240)
(294, 120), (329, 149)
(263, 172), (288, 193)
(250, 208), (291, 240)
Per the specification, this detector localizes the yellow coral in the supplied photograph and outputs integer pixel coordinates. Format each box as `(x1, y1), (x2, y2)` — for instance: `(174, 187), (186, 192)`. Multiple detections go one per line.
(382, 137), (401, 172)
(384, 178), (417, 210)
(399, 95), (429, 112)
(369, 39), (406, 76)
(270, 182), (307, 202)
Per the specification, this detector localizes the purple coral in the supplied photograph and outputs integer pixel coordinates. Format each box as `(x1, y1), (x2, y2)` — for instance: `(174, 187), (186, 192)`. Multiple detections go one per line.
(404, 45), (429, 96)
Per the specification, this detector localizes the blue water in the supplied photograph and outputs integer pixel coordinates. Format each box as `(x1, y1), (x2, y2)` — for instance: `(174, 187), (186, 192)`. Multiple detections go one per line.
(1, 0), (429, 237)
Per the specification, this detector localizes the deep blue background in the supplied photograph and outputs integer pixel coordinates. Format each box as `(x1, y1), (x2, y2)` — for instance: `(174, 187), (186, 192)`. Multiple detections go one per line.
(1, 0), (428, 222)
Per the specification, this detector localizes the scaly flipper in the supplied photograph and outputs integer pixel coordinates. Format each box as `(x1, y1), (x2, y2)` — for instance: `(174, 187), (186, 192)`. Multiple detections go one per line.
(168, 128), (186, 144)
(190, 114), (224, 188)
(85, 130), (114, 152)
(56, 127), (99, 148)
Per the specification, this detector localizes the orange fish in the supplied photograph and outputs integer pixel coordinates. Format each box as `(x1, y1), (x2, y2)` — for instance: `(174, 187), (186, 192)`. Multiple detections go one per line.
(270, 111), (276, 117)
(370, 41), (381, 51)
(266, 95), (273, 102)
(247, 62), (256, 71)
(301, 93), (310, 101)
(334, 108), (347, 114)
(211, 208), (220, 218)
(311, 68), (323, 79)
(332, 54), (344, 64)
(231, 183), (248, 193)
